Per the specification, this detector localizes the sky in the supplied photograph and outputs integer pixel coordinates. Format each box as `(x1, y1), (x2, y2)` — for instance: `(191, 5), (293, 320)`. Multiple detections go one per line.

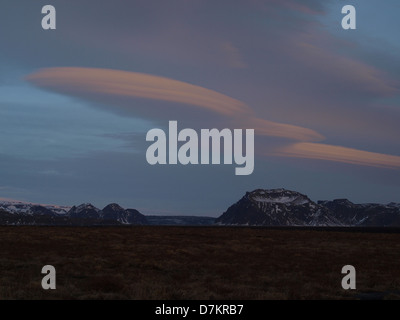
(0, 0), (399, 216)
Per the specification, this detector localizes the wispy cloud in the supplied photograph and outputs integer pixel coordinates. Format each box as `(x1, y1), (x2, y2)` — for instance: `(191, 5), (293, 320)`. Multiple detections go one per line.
(26, 67), (249, 117)
(26, 66), (400, 170)
(26, 67), (321, 142)
(289, 35), (400, 97)
(245, 117), (324, 142)
(275, 142), (400, 169)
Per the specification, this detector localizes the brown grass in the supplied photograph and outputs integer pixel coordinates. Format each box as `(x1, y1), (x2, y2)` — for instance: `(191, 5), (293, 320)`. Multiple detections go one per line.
(0, 226), (399, 300)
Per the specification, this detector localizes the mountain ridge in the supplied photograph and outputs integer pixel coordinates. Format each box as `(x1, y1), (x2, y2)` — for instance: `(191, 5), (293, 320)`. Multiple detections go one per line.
(0, 201), (148, 226)
(216, 188), (400, 227)
(1, 188), (399, 226)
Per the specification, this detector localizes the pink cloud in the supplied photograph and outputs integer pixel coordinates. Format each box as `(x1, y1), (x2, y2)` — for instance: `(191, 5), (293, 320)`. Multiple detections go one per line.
(26, 67), (250, 117)
(26, 67), (322, 142)
(26, 67), (400, 170)
(275, 142), (400, 169)
(243, 117), (324, 142)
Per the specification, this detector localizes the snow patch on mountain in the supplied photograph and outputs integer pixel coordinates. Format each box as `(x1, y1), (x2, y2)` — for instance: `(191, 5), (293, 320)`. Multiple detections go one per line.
(0, 200), (71, 215)
(0, 199), (148, 225)
(216, 189), (400, 227)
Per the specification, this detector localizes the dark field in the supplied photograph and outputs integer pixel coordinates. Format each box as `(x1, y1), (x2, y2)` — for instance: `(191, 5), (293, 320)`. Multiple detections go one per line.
(0, 226), (399, 300)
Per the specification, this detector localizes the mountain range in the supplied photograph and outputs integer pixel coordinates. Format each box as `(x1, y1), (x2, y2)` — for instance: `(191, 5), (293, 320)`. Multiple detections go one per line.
(0, 201), (148, 226)
(216, 189), (400, 227)
(1, 188), (399, 226)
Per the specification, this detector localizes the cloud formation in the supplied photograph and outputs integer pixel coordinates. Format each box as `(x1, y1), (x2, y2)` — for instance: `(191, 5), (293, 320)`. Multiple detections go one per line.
(26, 67), (249, 117)
(243, 117), (324, 142)
(26, 67), (322, 142)
(289, 35), (400, 98)
(276, 142), (400, 169)
(26, 66), (400, 170)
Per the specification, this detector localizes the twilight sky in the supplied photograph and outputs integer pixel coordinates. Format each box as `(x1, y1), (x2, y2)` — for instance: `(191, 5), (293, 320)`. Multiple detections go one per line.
(0, 0), (399, 216)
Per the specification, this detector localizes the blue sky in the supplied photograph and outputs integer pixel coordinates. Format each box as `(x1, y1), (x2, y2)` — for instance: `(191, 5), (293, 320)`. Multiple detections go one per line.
(0, 0), (399, 216)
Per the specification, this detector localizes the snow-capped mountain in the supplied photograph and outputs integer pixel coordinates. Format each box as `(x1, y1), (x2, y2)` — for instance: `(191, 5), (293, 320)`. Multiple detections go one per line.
(216, 189), (400, 227)
(216, 189), (340, 226)
(67, 203), (148, 225)
(318, 199), (400, 226)
(0, 200), (148, 225)
(68, 203), (101, 219)
(0, 200), (71, 215)
(102, 203), (132, 223)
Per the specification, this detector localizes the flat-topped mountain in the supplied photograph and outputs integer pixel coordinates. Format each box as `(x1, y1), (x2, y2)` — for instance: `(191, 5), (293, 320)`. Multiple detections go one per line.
(216, 189), (400, 227)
